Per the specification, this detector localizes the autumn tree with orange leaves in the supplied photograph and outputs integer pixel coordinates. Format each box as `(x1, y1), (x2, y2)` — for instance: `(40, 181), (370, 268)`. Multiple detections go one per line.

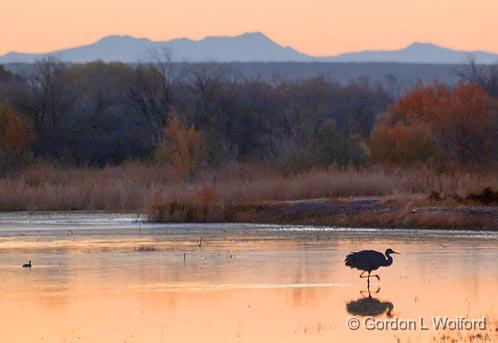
(370, 83), (498, 168)
(156, 112), (205, 181)
(0, 104), (33, 172)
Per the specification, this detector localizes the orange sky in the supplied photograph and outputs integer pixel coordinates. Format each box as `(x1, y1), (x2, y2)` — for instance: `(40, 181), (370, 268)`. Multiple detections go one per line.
(2, 0), (498, 56)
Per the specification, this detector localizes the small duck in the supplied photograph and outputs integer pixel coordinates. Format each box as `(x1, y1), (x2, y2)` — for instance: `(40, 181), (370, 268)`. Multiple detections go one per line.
(22, 260), (32, 268)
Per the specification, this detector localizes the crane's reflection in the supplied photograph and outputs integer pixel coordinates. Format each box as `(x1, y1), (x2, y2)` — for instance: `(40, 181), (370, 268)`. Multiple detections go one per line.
(346, 286), (394, 317)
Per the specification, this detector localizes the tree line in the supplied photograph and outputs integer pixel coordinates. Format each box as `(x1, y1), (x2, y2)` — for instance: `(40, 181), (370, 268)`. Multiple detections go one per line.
(0, 58), (497, 176)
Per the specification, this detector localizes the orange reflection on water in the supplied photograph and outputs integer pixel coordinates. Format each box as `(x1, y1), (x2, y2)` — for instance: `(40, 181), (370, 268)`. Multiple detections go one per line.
(0, 231), (497, 342)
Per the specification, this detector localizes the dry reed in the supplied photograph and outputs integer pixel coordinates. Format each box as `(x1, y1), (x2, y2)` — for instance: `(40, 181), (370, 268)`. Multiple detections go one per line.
(0, 162), (496, 220)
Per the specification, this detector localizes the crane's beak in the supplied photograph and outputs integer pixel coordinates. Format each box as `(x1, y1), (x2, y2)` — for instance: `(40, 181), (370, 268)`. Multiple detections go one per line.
(392, 251), (400, 255)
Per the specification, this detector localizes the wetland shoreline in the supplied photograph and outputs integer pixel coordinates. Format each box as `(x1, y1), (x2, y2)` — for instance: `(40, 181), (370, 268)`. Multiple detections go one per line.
(1, 164), (496, 230)
(149, 196), (498, 230)
(0, 196), (496, 231)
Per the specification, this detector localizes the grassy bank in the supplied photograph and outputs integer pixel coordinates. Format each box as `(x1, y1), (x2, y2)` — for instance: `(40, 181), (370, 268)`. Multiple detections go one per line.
(147, 196), (498, 230)
(0, 163), (496, 229)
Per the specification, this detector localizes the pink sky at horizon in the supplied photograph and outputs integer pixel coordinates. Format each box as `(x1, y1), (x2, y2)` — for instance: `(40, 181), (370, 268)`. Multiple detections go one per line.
(2, 0), (498, 56)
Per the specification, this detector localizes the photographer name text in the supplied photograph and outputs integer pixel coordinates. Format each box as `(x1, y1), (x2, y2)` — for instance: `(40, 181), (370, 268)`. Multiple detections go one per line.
(346, 316), (487, 331)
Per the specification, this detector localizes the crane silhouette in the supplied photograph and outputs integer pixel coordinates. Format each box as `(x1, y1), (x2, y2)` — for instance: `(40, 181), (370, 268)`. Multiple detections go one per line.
(345, 249), (399, 287)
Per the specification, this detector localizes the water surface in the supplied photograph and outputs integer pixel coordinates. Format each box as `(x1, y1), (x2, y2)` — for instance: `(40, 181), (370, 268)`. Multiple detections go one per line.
(0, 212), (497, 342)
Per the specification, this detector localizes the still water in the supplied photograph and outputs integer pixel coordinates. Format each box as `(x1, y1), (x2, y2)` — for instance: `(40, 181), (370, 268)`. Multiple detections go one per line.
(0, 212), (497, 342)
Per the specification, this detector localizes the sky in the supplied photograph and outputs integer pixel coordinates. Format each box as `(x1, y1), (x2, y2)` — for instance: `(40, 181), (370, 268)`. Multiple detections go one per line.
(2, 0), (498, 56)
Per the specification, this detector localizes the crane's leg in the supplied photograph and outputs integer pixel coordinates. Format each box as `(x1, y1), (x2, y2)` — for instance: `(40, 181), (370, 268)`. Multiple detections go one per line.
(361, 271), (380, 281)
(362, 286), (381, 298)
(359, 271), (371, 287)
(361, 286), (372, 298)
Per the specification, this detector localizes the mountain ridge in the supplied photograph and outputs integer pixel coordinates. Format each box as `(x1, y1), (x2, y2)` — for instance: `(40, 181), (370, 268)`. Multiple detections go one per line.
(1, 32), (497, 64)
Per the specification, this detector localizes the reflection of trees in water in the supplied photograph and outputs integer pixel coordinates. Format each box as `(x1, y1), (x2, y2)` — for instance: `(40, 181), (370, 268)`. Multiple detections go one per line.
(346, 287), (394, 317)
(134, 237), (337, 309)
(289, 240), (339, 307)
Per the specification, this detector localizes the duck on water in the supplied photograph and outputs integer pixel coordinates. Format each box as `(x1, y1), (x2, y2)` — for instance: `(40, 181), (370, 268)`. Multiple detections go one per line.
(22, 260), (32, 268)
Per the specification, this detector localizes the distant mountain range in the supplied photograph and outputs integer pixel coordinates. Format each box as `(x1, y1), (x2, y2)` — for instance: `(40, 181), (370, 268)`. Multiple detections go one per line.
(1, 32), (498, 64)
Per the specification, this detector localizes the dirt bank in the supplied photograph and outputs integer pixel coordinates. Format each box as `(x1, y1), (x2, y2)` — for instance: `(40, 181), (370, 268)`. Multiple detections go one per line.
(149, 196), (498, 230)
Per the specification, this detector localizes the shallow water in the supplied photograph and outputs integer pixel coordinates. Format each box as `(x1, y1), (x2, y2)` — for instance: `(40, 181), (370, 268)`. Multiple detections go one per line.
(0, 212), (497, 342)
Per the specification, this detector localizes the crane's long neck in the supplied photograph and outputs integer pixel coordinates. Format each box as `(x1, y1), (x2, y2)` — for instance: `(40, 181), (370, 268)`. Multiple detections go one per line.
(384, 253), (394, 267)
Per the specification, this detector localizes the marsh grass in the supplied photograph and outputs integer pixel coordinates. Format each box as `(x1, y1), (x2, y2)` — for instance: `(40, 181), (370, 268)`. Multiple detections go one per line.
(0, 162), (496, 219)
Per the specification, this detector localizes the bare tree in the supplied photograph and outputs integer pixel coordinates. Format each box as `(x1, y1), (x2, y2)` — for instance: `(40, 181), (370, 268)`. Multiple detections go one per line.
(458, 59), (498, 98)
(130, 48), (185, 122)
(30, 56), (75, 131)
